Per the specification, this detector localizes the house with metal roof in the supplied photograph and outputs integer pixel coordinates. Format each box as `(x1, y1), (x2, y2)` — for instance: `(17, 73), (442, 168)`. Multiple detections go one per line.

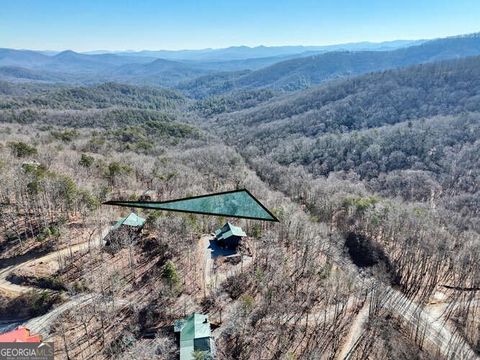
(174, 313), (215, 360)
(112, 213), (145, 230)
(214, 222), (247, 249)
(105, 213), (146, 249)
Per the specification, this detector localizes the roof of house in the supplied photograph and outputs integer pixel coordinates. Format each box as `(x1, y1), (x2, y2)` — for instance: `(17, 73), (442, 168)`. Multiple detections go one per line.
(174, 313), (212, 360)
(112, 213), (145, 230)
(215, 222), (247, 240)
(0, 327), (42, 343)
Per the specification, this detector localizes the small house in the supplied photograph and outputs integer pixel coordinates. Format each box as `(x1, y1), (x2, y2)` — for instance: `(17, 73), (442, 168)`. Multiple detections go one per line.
(174, 313), (215, 360)
(214, 222), (246, 249)
(112, 213), (146, 231)
(105, 213), (146, 249)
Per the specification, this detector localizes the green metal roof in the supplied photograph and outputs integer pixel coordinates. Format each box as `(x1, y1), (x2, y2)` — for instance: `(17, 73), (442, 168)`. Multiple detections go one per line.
(228, 223), (247, 237)
(112, 213), (145, 230)
(174, 313), (212, 360)
(216, 222), (246, 241)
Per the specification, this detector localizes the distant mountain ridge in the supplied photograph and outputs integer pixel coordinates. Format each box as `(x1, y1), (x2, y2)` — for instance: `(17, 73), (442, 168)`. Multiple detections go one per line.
(179, 32), (480, 96)
(95, 39), (423, 61)
(0, 32), (479, 92)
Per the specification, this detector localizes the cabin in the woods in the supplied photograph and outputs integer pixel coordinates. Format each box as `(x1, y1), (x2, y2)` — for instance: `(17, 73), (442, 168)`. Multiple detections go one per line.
(105, 213), (146, 249)
(214, 222), (247, 249)
(112, 212), (146, 230)
(174, 313), (215, 360)
(0, 326), (42, 343)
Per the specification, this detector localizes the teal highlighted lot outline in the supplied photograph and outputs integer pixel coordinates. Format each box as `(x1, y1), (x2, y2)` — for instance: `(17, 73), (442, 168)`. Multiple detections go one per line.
(104, 189), (279, 222)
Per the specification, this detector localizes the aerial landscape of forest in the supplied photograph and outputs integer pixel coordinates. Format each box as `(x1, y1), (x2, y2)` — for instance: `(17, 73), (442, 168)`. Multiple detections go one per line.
(0, 1), (479, 359)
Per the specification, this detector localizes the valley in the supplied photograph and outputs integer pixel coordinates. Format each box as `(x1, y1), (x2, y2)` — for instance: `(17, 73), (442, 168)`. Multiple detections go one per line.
(0, 32), (479, 360)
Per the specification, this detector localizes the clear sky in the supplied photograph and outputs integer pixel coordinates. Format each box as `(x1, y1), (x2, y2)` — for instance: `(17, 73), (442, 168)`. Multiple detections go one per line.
(1, 0), (479, 51)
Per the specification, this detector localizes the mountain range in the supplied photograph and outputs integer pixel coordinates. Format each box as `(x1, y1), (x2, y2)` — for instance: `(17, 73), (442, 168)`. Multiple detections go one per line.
(93, 39), (423, 61)
(1, 33), (479, 96)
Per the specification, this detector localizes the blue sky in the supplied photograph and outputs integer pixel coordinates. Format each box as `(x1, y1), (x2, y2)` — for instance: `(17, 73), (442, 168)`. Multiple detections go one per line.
(1, 0), (479, 51)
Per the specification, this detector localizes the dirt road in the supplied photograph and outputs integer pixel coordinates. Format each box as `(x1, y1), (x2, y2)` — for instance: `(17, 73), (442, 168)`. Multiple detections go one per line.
(199, 234), (213, 297)
(336, 302), (370, 360)
(0, 226), (110, 297)
(322, 245), (479, 360)
(199, 234), (253, 297)
(25, 294), (95, 337)
(0, 225), (110, 337)
(382, 287), (478, 360)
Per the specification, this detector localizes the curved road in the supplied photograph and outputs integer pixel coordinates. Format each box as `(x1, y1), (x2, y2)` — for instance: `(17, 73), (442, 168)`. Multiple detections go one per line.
(202, 234), (478, 359)
(5, 226), (472, 358)
(0, 226), (110, 336)
(323, 245), (479, 360)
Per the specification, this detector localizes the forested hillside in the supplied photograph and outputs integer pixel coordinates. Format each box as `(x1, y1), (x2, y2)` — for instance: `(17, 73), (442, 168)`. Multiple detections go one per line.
(0, 34), (479, 360)
(211, 56), (480, 145)
(0, 83), (185, 111)
(206, 54), (480, 359)
(0, 82), (191, 130)
(180, 33), (480, 95)
(206, 55), (480, 227)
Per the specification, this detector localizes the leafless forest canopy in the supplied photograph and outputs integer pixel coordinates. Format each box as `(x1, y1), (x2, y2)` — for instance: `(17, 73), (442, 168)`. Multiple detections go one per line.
(0, 35), (479, 359)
